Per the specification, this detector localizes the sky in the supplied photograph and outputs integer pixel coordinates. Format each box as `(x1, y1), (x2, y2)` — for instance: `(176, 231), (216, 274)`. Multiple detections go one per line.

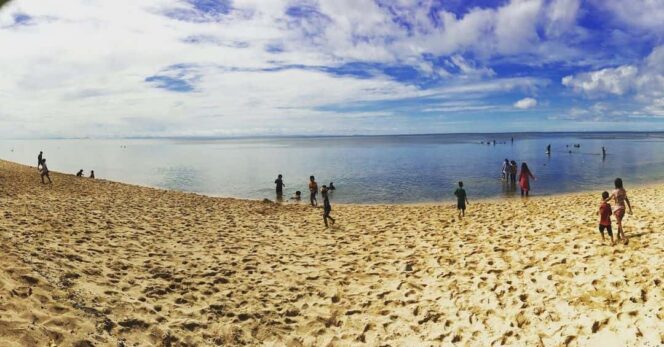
(0, 0), (663, 138)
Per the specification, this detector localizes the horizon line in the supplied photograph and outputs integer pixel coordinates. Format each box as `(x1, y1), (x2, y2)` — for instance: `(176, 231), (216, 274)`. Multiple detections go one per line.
(5, 130), (664, 141)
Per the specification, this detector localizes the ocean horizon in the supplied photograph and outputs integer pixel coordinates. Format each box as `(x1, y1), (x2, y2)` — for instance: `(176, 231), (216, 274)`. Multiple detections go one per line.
(2, 131), (664, 203)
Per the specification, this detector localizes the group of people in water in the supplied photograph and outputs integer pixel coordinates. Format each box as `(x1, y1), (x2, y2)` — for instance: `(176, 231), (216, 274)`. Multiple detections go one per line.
(501, 159), (536, 197)
(36, 151), (95, 183)
(274, 174), (336, 227)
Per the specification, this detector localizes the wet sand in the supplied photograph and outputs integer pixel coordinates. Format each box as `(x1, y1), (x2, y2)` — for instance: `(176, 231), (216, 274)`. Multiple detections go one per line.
(1, 159), (663, 346)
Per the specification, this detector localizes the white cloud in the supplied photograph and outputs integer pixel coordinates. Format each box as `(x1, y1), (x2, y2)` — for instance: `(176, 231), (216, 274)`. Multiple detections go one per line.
(562, 65), (638, 95)
(594, 0), (664, 34)
(514, 97), (538, 109)
(562, 45), (664, 118)
(0, 0), (660, 136)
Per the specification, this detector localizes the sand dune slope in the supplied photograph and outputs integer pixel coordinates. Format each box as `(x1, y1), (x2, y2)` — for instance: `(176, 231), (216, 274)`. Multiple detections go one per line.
(1, 159), (663, 346)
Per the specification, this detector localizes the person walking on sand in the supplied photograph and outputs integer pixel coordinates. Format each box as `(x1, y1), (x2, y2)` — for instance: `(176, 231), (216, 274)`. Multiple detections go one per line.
(605, 178), (632, 244)
(321, 185), (335, 228)
(598, 191), (615, 246)
(76, 169), (84, 177)
(37, 151), (43, 170)
(518, 162), (536, 197)
(308, 175), (318, 207)
(274, 174), (285, 199)
(454, 181), (469, 218)
(40, 159), (52, 184)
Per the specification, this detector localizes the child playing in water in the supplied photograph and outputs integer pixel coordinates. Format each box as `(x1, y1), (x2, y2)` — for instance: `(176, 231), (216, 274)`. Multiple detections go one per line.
(598, 191), (614, 246)
(454, 181), (469, 218)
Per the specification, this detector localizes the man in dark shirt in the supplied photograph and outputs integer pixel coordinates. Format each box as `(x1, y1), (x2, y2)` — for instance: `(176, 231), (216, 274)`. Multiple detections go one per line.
(274, 174), (285, 199)
(321, 186), (335, 228)
(454, 181), (469, 218)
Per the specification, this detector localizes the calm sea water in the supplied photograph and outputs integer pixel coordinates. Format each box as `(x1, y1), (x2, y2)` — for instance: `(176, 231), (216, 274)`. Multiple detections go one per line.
(2, 132), (664, 203)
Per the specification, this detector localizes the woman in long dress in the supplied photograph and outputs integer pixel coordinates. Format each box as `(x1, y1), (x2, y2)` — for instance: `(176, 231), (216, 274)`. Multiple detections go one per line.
(518, 162), (535, 197)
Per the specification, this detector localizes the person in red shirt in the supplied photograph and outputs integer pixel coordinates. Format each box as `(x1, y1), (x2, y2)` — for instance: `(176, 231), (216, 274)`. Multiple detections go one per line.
(598, 191), (614, 246)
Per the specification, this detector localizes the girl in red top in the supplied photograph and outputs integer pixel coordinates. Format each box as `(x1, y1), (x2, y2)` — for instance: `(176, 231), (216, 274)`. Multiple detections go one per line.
(518, 162), (536, 197)
(598, 191), (614, 246)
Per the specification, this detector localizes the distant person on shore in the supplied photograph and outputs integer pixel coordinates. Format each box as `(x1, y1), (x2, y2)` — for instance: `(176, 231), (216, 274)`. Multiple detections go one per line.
(291, 191), (301, 202)
(454, 181), (469, 218)
(605, 178), (632, 244)
(308, 175), (318, 206)
(274, 174), (285, 199)
(598, 191), (615, 246)
(321, 185), (335, 227)
(501, 159), (509, 180)
(76, 169), (84, 177)
(518, 162), (536, 197)
(546, 144), (551, 155)
(509, 160), (518, 184)
(37, 151), (43, 170)
(328, 182), (335, 191)
(89, 170), (95, 179)
(40, 159), (52, 184)
(602, 146), (606, 157)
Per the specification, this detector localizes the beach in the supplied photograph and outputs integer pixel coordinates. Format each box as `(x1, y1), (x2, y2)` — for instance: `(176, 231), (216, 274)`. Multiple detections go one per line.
(1, 159), (663, 346)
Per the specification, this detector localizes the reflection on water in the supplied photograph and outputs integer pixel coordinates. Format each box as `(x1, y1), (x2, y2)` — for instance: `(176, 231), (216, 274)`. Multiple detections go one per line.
(1, 132), (664, 203)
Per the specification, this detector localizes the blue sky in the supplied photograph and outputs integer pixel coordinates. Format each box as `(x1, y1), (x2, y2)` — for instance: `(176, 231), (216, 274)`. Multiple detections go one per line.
(0, 0), (663, 137)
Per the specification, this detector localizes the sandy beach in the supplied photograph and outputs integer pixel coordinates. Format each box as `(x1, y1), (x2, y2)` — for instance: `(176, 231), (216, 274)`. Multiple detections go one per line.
(1, 159), (663, 346)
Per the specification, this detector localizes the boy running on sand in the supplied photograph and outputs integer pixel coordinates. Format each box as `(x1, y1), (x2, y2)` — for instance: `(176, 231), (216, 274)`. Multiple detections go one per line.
(454, 181), (469, 218)
(321, 185), (335, 228)
(598, 191), (614, 246)
(40, 159), (52, 184)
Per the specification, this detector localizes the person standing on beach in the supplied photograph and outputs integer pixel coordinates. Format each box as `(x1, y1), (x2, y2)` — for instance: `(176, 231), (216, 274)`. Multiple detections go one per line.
(321, 185), (335, 227)
(40, 159), (52, 184)
(37, 151), (43, 170)
(274, 174), (285, 199)
(598, 191), (615, 246)
(518, 163), (535, 197)
(89, 170), (95, 179)
(308, 175), (318, 206)
(605, 178), (632, 244)
(602, 146), (606, 157)
(454, 181), (469, 217)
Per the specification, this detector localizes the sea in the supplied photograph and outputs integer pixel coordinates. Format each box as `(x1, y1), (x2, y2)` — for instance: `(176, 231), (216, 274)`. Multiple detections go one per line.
(2, 132), (664, 203)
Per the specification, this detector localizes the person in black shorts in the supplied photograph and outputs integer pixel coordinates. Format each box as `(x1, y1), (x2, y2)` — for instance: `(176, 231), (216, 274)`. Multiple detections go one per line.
(321, 185), (335, 227)
(454, 181), (469, 218)
(308, 175), (318, 207)
(274, 174), (285, 200)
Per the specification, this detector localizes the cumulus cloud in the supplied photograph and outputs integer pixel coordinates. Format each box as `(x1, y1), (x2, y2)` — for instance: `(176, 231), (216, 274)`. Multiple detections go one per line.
(0, 0), (661, 136)
(514, 97), (538, 109)
(562, 45), (664, 118)
(561, 65), (638, 96)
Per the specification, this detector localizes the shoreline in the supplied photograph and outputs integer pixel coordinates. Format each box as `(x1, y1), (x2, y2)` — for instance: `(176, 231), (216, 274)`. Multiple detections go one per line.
(2, 158), (662, 207)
